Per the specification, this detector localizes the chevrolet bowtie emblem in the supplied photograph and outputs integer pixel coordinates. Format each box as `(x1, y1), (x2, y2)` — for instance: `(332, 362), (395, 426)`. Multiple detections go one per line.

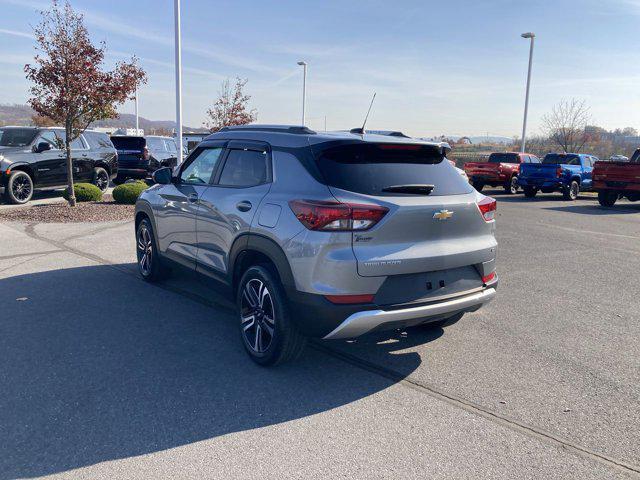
(433, 209), (454, 221)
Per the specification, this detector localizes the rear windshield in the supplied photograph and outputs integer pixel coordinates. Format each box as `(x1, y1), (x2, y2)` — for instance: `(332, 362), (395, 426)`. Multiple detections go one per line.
(313, 142), (473, 196)
(488, 153), (519, 164)
(110, 136), (146, 151)
(0, 128), (38, 147)
(543, 154), (580, 165)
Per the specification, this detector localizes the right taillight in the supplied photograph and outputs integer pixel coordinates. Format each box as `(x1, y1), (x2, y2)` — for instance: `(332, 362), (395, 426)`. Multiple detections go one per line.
(289, 199), (388, 231)
(142, 146), (150, 161)
(477, 197), (496, 222)
(556, 166), (563, 178)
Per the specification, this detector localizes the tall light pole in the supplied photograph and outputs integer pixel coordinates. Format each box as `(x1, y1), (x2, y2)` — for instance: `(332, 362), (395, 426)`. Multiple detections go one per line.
(174, 0), (183, 164)
(520, 32), (535, 153)
(297, 61), (307, 126)
(134, 85), (139, 134)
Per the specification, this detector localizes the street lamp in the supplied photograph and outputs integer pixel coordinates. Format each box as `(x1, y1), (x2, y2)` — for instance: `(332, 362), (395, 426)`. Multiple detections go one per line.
(174, 0), (183, 164)
(520, 32), (535, 153)
(297, 61), (307, 126)
(134, 85), (139, 134)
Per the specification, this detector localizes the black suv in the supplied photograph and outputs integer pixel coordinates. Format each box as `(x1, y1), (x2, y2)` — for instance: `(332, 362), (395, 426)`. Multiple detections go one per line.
(0, 126), (118, 204)
(111, 135), (178, 184)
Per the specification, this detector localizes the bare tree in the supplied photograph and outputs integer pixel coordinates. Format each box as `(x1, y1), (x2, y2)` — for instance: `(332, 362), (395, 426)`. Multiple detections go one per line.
(204, 77), (257, 132)
(541, 98), (591, 153)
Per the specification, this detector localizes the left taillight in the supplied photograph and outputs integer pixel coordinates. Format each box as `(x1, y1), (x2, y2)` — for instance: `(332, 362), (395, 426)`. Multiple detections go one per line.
(477, 197), (497, 222)
(289, 199), (388, 231)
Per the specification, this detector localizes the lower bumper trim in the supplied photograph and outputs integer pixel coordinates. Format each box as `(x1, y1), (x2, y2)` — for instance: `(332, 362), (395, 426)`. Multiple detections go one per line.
(323, 287), (497, 340)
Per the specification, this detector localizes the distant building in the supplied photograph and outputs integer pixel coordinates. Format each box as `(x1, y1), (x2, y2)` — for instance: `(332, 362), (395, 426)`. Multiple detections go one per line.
(93, 127), (144, 136)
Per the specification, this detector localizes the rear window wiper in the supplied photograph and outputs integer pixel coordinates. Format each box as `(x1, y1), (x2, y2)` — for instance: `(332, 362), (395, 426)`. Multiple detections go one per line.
(381, 184), (434, 195)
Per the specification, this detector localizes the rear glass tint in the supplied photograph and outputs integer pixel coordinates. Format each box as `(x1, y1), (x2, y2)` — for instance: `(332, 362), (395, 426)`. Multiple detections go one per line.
(110, 136), (146, 151)
(543, 154), (580, 165)
(488, 153), (520, 164)
(313, 143), (473, 196)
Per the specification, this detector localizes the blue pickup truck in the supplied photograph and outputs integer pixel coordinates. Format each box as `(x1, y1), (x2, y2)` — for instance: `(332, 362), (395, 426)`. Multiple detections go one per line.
(517, 153), (597, 200)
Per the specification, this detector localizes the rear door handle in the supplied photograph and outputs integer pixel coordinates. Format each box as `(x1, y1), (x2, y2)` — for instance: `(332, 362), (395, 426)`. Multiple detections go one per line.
(188, 193), (199, 203)
(236, 201), (252, 212)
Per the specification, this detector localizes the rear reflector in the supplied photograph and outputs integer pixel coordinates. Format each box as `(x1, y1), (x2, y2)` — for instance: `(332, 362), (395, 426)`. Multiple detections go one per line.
(325, 294), (375, 304)
(289, 199), (388, 231)
(477, 197), (497, 222)
(482, 272), (496, 284)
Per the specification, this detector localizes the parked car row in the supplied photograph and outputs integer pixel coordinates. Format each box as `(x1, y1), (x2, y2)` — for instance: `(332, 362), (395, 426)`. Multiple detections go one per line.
(0, 126), (181, 204)
(463, 150), (640, 206)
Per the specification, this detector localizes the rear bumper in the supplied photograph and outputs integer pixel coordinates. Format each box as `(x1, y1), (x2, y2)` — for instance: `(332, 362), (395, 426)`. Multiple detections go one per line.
(322, 286), (497, 339)
(593, 180), (640, 192)
(117, 168), (151, 179)
(287, 280), (498, 339)
(518, 178), (563, 190)
(469, 174), (506, 183)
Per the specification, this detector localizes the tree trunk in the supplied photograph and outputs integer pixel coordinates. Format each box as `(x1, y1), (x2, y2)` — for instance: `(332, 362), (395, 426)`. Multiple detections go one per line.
(65, 121), (76, 207)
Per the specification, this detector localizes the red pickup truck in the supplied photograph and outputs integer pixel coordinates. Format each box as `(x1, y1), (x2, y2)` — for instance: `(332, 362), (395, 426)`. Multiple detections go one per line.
(593, 149), (640, 207)
(464, 152), (540, 194)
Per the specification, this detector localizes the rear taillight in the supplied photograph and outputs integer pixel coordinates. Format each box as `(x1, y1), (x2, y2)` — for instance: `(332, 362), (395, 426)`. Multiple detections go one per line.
(477, 197), (497, 222)
(289, 200), (388, 231)
(482, 272), (496, 284)
(556, 166), (563, 178)
(142, 146), (150, 161)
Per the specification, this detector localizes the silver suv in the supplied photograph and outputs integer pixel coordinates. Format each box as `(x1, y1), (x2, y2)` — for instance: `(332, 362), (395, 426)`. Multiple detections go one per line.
(135, 125), (498, 365)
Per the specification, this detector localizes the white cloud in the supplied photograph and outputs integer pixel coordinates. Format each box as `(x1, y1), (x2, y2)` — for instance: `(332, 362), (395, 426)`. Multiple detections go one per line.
(0, 28), (34, 39)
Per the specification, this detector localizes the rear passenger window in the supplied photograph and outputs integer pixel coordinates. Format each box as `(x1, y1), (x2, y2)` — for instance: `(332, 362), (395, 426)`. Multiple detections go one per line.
(218, 149), (268, 187)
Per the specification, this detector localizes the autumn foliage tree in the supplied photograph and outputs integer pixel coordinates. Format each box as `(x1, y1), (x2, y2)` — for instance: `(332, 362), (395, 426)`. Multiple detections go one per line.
(204, 77), (257, 132)
(24, 0), (146, 206)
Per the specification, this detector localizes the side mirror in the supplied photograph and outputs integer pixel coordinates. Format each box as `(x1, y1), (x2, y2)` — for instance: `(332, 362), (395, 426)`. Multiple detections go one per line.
(152, 167), (173, 185)
(34, 142), (51, 153)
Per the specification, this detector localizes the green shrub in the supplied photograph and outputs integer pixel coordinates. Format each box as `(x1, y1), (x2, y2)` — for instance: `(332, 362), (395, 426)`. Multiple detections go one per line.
(112, 181), (148, 204)
(63, 183), (103, 202)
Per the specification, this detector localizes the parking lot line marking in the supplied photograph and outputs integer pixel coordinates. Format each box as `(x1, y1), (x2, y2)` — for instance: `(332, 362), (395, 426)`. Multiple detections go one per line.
(311, 342), (640, 476)
(537, 222), (640, 241)
(14, 220), (640, 476)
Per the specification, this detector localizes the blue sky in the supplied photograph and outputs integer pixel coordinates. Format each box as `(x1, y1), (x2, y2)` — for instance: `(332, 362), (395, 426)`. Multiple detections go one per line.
(1, 0), (640, 137)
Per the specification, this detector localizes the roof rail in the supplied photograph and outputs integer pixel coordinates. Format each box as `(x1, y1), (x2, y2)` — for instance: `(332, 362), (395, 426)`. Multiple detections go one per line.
(218, 125), (316, 135)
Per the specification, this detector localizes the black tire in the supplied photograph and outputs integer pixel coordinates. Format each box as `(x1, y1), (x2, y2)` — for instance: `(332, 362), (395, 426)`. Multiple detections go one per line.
(5, 170), (34, 204)
(136, 218), (167, 282)
(424, 312), (465, 329)
(237, 265), (307, 366)
(92, 167), (110, 192)
(505, 176), (519, 194)
(598, 190), (618, 207)
(472, 181), (485, 192)
(524, 186), (538, 198)
(563, 180), (580, 200)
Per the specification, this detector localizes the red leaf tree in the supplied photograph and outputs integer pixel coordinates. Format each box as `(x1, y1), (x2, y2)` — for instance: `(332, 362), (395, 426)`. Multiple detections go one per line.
(24, 0), (146, 206)
(204, 77), (257, 132)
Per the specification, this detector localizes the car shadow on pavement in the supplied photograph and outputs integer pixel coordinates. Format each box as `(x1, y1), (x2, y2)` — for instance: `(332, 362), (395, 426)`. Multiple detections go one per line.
(543, 204), (640, 215)
(0, 264), (431, 479)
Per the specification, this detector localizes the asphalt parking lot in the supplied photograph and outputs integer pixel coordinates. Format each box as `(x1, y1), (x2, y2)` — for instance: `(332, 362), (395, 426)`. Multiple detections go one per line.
(1, 192), (639, 479)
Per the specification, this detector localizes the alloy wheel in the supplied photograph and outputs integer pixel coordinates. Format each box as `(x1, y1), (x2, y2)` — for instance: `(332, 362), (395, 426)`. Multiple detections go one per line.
(510, 177), (518, 194)
(96, 171), (109, 191)
(12, 175), (32, 202)
(137, 226), (153, 276)
(240, 279), (275, 354)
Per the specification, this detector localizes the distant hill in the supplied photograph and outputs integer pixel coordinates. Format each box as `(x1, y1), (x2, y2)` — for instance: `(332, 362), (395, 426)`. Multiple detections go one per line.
(0, 103), (205, 133)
